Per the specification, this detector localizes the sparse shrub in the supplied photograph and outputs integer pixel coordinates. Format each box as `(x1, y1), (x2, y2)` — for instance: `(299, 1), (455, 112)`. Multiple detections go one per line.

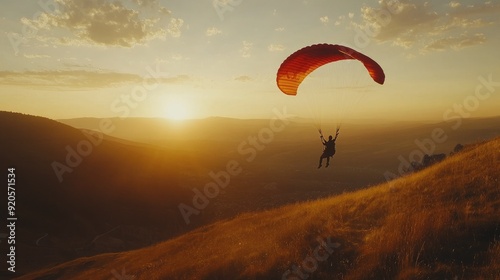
(453, 143), (464, 154)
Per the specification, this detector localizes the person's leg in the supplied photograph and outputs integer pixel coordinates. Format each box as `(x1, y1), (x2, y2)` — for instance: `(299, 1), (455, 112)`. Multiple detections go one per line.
(318, 155), (324, 168)
(326, 156), (330, 167)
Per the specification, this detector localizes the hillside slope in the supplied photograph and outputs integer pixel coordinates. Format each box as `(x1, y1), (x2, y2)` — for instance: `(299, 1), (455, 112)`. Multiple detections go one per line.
(0, 112), (195, 275)
(19, 137), (500, 279)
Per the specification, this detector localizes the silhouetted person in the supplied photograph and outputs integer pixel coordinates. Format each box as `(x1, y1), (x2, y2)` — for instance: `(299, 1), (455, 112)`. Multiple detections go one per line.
(318, 129), (339, 168)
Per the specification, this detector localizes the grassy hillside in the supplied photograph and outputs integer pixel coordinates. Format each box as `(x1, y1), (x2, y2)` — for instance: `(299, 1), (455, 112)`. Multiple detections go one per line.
(19, 137), (500, 279)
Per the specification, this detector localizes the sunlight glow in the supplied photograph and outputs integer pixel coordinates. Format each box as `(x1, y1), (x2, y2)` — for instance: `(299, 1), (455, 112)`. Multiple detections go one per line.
(164, 98), (191, 120)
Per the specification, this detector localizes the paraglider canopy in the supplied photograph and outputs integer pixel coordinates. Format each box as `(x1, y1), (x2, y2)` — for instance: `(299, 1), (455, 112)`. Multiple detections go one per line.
(276, 44), (385, 95)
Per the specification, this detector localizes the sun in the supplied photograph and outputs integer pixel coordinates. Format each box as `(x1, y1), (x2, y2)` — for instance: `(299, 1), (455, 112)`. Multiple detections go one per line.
(164, 98), (191, 120)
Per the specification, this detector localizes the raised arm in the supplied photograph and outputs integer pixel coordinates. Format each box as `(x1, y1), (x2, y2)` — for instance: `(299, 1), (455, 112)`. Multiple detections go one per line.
(320, 135), (326, 145)
(319, 129), (327, 145)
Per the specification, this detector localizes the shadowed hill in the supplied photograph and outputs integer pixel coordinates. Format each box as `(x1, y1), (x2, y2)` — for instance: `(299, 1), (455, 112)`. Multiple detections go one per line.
(18, 137), (500, 279)
(0, 111), (196, 275)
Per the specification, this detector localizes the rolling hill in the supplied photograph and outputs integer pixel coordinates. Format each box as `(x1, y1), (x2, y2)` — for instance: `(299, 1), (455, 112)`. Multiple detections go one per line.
(18, 136), (500, 279)
(0, 111), (197, 275)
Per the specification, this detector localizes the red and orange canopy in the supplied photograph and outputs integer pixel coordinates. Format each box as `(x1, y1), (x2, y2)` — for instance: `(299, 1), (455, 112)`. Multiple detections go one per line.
(276, 44), (385, 95)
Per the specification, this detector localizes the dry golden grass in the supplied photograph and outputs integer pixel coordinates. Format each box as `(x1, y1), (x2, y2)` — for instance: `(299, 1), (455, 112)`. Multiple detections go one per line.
(18, 137), (500, 280)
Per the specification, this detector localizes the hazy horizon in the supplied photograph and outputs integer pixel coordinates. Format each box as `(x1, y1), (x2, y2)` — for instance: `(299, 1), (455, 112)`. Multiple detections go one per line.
(53, 114), (500, 127)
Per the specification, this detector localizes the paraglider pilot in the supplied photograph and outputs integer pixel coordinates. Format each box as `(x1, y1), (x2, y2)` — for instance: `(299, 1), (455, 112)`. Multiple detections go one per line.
(318, 128), (339, 168)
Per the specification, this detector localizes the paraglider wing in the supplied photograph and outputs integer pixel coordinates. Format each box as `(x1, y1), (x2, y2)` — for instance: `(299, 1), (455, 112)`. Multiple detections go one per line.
(276, 44), (385, 95)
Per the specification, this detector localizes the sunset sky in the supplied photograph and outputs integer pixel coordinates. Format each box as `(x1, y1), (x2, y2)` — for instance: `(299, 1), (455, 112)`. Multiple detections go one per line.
(1, 0), (499, 121)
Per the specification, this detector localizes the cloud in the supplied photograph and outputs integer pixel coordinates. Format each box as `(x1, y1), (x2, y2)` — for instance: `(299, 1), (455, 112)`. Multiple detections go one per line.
(155, 74), (191, 84)
(356, 1), (439, 43)
(423, 33), (486, 51)
(335, 15), (346, 26)
(131, 0), (170, 14)
(23, 54), (51, 59)
(0, 70), (189, 88)
(448, 1), (500, 17)
(206, 27), (222, 36)
(24, 0), (178, 47)
(171, 54), (184, 60)
(166, 18), (184, 38)
(320, 16), (329, 25)
(234, 75), (252, 82)
(448, 1), (461, 8)
(240, 41), (253, 58)
(0, 70), (140, 88)
(349, 0), (498, 52)
(275, 27), (285, 32)
(268, 44), (285, 52)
